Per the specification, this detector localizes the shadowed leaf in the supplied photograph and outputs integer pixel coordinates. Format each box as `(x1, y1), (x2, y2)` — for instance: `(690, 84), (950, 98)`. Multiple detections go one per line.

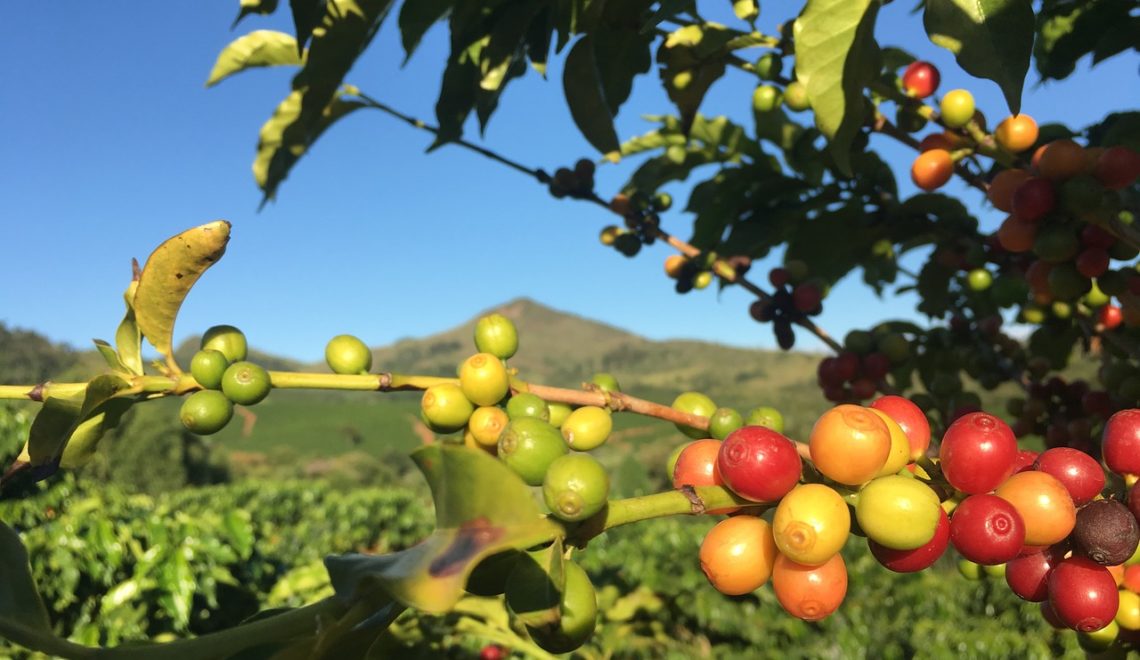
(325, 445), (561, 614)
(923, 0), (1033, 114)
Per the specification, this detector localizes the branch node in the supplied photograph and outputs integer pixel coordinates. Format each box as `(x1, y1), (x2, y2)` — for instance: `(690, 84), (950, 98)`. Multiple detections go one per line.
(680, 485), (706, 515)
(377, 373), (393, 391)
(28, 382), (47, 402)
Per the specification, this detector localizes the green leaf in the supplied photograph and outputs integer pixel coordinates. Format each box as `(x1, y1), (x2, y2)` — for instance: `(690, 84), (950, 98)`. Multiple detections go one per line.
(0, 523), (52, 634)
(563, 35), (621, 160)
(325, 445), (561, 614)
(923, 0), (1033, 114)
(793, 0), (880, 175)
(206, 31), (304, 87)
(784, 203), (881, 285)
(233, 0), (280, 28)
(641, 0), (697, 34)
(255, 90), (367, 200)
(93, 339), (128, 372)
(879, 46), (917, 72)
(503, 538), (565, 628)
(114, 279), (144, 376)
(133, 221), (231, 371)
(593, 28), (653, 116)
(397, 0), (452, 60)
(657, 24), (732, 133)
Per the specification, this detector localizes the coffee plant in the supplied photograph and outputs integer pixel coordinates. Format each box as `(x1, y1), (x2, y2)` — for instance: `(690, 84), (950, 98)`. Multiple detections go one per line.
(2, 0), (1140, 657)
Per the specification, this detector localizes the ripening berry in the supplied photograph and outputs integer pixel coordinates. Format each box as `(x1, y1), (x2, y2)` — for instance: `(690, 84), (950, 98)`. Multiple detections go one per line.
(459, 352), (510, 406)
(325, 334), (372, 374)
(902, 61), (940, 98)
(995, 115), (1039, 153)
(939, 89), (975, 129)
(699, 516), (778, 595)
(911, 149), (954, 191)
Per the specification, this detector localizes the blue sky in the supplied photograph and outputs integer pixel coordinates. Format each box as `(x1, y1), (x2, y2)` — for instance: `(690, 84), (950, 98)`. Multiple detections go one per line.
(2, 3), (1137, 365)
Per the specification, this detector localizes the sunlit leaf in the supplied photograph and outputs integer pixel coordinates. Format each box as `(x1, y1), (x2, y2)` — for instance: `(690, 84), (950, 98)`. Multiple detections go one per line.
(923, 0), (1033, 114)
(133, 221), (231, 372)
(233, 0), (280, 28)
(114, 278), (143, 376)
(207, 31), (304, 87)
(93, 339), (128, 373)
(793, 0), (880, 175)
(1034, 0), (1137, 81)
(325, 445), (561, 614)
(290, 0), (328, 53)
(658, 24), (733, 135)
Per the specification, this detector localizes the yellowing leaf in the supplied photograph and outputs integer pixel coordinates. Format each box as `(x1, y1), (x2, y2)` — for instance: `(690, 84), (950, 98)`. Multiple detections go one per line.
(206, 30), (305, 87)
(133, 221), (231, 373)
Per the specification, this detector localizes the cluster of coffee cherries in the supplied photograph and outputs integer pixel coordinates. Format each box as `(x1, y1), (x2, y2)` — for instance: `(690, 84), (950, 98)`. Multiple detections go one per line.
(547, 159), (596, 200)
(598, 191), (671, 258)
(181, 325), (273, 435)
(668, 388), (1140, 646)
(417, 313), (619, 653)
(945, 410), (1140, 651)
(1007, 376), (1117, 450)
(747, 262), (826, 350)
(814, 328), (912, 403)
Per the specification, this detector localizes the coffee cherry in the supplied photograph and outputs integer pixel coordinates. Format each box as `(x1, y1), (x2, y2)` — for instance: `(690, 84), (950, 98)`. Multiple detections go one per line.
(220, 361), (271, 406)
(525, 560), (597, 654)
(1005, 544), (1066, 602)
(997, 214), (1037, 252)
(939, 89), (974, 128)
(543, 453), (609, 522)
(474, 313), (519, 360)
(547, 402), (573, 429)
(988, 169), (1032, 212)
(506, 392), (550, 422)
(672, 391), (717, 439)
(870, 395), (931, 460)
(754, 52), (783, 80)
(752, 85), (783, 113)
(1034, 447), (1105, 506)
(995, 471), (1077, 547)
(479, 645), (505, 660)
(1100, 304), (1124, 330)
(674, 440), (738, 514)
(717, 426), (802, 502)
(869, 507), (950, 573)
(201, 325), (248, 363)
(190, 349), (228, 390)
(902, 61), (940, 98)
(950, 494), (1026, 565)
(1094, 146), (1140, 190)
(868, 409), (909, 477)
(459, 353), (510, 407)
(498, 417), (567, 486)
(857, 476), (941, 550)
(809, 405), (891, 486)
(911, 149), (954, 191)
(664, 254), (687, 279)
(561, 405), (612, 451)
(1118, 590), (1140, 630)
(699, 516), (778, 595)
(1071, 499), (1140, 566)
(939, 412), (1017, 494)
(599, 225), (621, 245)
(773, 484), (850, 565)
(468, 406), (509, 450)
(590, 372), (621, 393)
(1048, 556), (1119, 631)
(744, 405), (784, 433)
(958, 558), (982, 580)
(324, 334), (371, 375)
(784, 81), (810, 112)
(1012, 177), (1056, 222)
(966, 268), (993, 291)
(421, 383), (474, 433)
(708, 407), (744, 440)
(995, 114), (1039, 153)
(1103, 409), (1140, 477)
(1037, 139), (1086, 180)
(771, 553), (847, 621)
(180, 390), (234, 435)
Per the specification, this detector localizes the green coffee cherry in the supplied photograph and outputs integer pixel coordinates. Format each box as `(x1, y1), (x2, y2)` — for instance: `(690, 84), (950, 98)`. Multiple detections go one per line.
(459, 352), (510, 406)
(784, 81), (810, 112)
(672, 391), (717, 439)
(325, 334), (372, 374)
(474, 313), (519, 359)
(220, 361), (271, 406)
(526, 561), (598, 654)
(498, 417), (567, 486)
(421, 383), (475, 433)
(547, 402), (573, 429)
(543, 454), (610, 522)
(190, 349), (228, 390)
(506, 392), (550, 422)
(754, 52), (783, 80)
(561, 406), (612, 451)
(708, 407), (744, 440)
(180, 390), (234, 435)
(590, 372), (621, 393)
(201, 325), (247, 363)
(745, 406), (784, 434)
